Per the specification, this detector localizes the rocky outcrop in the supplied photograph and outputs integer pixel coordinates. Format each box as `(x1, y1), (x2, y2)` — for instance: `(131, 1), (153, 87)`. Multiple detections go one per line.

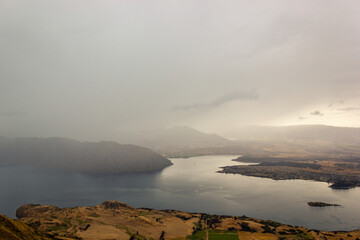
(101, 201), (134, 210)
(16, 204), (59, 219)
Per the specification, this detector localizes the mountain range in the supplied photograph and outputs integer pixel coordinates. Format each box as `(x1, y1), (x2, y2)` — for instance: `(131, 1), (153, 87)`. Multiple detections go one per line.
(231, 125), (360, 143)
(1, 125), (359, 173)
(126, 125), (360, 158)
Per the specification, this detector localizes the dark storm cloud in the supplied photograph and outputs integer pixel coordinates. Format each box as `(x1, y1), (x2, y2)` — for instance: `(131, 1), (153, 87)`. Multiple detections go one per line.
(310, 111), (324, 116)
(172, 89), (259, 111)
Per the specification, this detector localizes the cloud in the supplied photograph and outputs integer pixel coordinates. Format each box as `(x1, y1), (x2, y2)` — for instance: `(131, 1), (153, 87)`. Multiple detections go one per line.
(310, 110), (324, 116)
(338, 107), (360, 112)
(0, 110), (26, 117)
(172, 89), (259, 111)
(328, 100), (344, 108)
(298, 116), (307, 120)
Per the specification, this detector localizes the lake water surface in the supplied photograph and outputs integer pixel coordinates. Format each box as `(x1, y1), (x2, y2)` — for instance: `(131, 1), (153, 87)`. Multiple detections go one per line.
(1, 155), (359, 231)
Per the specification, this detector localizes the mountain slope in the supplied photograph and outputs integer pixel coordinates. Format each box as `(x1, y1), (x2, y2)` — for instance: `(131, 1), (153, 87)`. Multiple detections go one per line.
(0, 137), (172, 174)
(0, 214), (50, 240)
(115, 126), (234, 154)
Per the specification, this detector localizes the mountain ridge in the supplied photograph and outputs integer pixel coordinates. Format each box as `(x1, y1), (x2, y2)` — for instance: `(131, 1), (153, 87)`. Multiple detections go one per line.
(114, 126), (234, 154)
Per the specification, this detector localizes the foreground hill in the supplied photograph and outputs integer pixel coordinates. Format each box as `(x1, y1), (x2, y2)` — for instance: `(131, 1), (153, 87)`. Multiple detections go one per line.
(0, 214), (50, 240)
(15, 201), (360, 240)
(0, 137), (172, 174)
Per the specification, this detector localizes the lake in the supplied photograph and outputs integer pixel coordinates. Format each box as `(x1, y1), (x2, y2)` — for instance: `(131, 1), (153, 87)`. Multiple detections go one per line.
(1, 155), (359, 231)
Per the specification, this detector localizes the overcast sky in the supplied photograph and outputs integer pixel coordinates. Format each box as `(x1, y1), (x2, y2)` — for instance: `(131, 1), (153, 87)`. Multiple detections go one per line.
(0, 0), (359, 140)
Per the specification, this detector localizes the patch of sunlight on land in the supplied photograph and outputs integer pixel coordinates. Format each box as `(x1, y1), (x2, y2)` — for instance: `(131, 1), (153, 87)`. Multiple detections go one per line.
(238, 232), (278, 240)
(208, 230), (238, 240)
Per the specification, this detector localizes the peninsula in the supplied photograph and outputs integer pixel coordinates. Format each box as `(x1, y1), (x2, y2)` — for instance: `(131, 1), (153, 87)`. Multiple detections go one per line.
(218, 156), (360, 189)
(0, 136), (172, 174)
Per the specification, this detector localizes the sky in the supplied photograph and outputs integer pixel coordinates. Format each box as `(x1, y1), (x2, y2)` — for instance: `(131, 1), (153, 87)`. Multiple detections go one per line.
(0, 0), (359, 140)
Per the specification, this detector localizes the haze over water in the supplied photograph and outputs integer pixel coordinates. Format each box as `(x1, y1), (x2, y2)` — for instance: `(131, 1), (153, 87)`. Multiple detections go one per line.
(1, 155), (359, 231)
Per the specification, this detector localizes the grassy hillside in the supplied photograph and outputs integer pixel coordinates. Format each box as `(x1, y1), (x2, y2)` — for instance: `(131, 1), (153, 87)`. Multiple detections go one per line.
(0, 214), (50, 240)
(15, 201), (360, 240)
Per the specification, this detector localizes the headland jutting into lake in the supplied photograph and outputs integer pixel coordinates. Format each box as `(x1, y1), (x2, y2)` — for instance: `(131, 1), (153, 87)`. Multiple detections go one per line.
(218, 156), (360, 189)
